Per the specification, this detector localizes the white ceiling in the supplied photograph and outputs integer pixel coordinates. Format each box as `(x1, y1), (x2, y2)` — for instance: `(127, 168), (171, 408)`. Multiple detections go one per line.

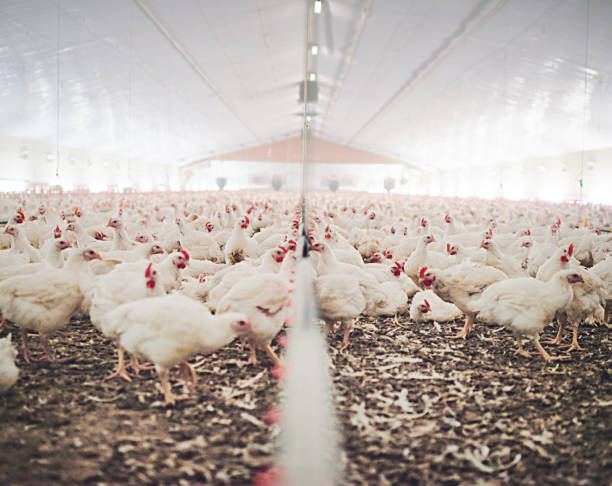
(0, 0), (611, 170)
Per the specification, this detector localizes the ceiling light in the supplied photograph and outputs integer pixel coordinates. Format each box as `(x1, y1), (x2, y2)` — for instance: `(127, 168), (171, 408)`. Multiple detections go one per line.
(314, 0), (322, 14)
(306, 115), (312, 122)
(311, 44), (318, 56)
(309, 72), (317, 81)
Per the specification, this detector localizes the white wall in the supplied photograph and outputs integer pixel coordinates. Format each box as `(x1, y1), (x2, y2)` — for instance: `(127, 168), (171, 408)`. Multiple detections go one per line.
(183, 159), (405, 193)
(0, 135), (179, 192)
(420, 148), (612, 205)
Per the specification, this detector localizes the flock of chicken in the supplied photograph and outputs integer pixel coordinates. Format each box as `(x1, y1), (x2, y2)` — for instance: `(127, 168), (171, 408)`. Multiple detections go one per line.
(0, 192), (611, 405)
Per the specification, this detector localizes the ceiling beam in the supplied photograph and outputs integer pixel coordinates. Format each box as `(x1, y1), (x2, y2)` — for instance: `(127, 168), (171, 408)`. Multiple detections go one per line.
(132, 0), (261, 143)
(346, 0), (508, 145)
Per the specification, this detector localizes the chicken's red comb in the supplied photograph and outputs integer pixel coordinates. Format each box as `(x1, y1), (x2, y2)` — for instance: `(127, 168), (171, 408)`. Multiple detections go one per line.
(568, 243), (574, 256)
(557, 217), (561, 224)
(446, 243), (451, 253)
(17, 207), (24, 216)
(419, 266), (428, 278)
(180, 250), (190, 261)
(424, 299), (431, 308)
(526, 229), (531, 235)
(420, 217), (426, 227)
(279, 246), (288, 253)
(145, 262), (153, 278)
(243, 216), (250, 225)
(394, 261), (402, 269)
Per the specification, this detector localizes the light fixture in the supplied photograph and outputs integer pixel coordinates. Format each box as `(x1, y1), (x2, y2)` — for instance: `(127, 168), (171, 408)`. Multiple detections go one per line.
(311, 44), (318, 56)
(306, 115), (312, 122)
(309, 72), (317, 81)
(314, 0), (322, 14)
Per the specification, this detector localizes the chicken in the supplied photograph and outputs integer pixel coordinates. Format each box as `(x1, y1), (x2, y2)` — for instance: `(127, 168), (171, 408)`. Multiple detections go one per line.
(205, 247), (286, 312)
(479, 239), (524, 277)
(224, 216), (258, 264)
(550, 267), (606, 351)
(0, 239), (71, 283)
(403, 234), (436, 284)
(1, 225), (41, 265)
(315, 273), (366, 350)
(419, 262), (507, 339)
(107, 217), (136, 251)
(477, 269), (585, 361)
(111, 294), (252, 404)
(535, 244), (573, 281)
(590, 256), (612, 326)
(90, 262), (166, 381)
(216, 269), (289, 366)
(410, 290), (462, 322)
(0, 248), (101, 363)
(0, 334), (18, 392)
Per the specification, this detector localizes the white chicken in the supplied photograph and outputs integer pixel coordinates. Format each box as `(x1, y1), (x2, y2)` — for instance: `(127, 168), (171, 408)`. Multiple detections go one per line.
(590, 256), (612, 325)
(315, 272), (366, 350)
(478, 239), (524, 277)
(224, 216), (258, 264)
(112, 294), (252, 404)
(403, 234), (436, 284)
(90, 261), (167, 381)
(477, 269), (585, 361)
(216, 267), (290, 366)
(0, 248), (101, 362)
(1, 225), (41, 265)
(550, 267), (606, 352)
(410, 290), (462, 323)
(419, 262), (507, 339)
(0, 334), (18, 392)
(535, 244), (574, 281)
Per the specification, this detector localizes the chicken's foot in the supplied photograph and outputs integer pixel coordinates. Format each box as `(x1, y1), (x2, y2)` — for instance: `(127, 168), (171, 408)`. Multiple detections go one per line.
(339, 320), (354, 351)
(564, 327), (584, 352)
(103, 346), (133, 382)
(534, 339), (569, 362)
(262, 344), (282, 367)
(513, 337), (531, 358)
(19, 328), (33, 364)
(159, 371), (194, 406)
(452, 315), (474, 340)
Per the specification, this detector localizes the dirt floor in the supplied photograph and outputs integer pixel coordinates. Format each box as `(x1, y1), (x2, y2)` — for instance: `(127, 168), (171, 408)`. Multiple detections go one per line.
(1, 313), (611, 485)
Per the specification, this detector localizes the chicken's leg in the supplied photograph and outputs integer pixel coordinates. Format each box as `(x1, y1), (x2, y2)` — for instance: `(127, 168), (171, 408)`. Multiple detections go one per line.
(262, 344), (282, 366)
(178, 361), (198, 391)
(604, 303), (611, 328)
(158, 370), (193, 406)
(38, 335), (55, 362)
(247, 340), (258, 366)
(546, 316), (565, 345)
(339, 320), (354, 351)
(566, 327), (584, 352)
(513, 337), (531, 358)
(453, 314), (474, 340)
(534, 339), (569, 362)
(128, 352), (155, 374)
(19, 328), (33, 364)
(103, 346), (132, 382)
